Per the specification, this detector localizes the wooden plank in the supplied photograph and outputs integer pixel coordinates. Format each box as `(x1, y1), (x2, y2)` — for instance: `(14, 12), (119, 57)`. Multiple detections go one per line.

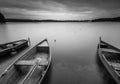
(15, 58), (48, 66)
(15, 60), (35, 66)
(102, 48), (120, 53)
(20, 63), (38, 84)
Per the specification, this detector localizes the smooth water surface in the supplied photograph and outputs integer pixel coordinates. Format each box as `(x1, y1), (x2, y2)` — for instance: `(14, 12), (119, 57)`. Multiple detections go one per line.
(0, 22), (120, 84)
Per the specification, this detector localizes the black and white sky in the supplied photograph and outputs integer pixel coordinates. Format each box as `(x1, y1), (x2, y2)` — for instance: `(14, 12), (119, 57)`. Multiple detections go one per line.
(0, 0), (120, 20)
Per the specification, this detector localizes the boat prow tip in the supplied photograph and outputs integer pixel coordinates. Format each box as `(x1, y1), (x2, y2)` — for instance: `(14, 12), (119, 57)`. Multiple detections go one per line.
(99, 36), (102, 41)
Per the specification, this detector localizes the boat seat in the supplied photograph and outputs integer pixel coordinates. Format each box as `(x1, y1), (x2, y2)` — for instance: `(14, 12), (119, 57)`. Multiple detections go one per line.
(15, 57), (48, 66)
(15, 60), (35, 66)
(110, 62), (120, 70)
(102, 49), (120, 53)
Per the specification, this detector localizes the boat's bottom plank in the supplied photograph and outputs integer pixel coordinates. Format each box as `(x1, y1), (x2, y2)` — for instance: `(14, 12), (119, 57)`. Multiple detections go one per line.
(22, 66), (45, 84)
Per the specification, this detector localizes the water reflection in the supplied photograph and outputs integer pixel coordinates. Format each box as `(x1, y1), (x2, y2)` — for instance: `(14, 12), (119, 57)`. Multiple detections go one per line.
(0, 24), (10, 43)
(0, 22), (120, 84)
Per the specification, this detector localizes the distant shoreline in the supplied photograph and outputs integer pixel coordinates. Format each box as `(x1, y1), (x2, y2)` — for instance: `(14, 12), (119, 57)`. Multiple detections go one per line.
(5, 17), (120, 22)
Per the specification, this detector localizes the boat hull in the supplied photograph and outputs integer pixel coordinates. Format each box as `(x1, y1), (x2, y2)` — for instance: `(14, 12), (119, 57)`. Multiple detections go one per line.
(98, 48), (120, 84)
(0, 39), (29, 56)
(0, 39), (51, 84)
(98, 38), (120, 84)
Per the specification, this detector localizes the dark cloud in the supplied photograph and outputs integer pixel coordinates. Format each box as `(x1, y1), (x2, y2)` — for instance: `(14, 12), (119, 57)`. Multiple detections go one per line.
(54, 0), (120, 10)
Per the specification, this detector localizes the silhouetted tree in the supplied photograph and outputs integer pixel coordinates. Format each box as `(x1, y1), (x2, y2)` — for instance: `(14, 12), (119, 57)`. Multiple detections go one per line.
(0, 12), (5, 24)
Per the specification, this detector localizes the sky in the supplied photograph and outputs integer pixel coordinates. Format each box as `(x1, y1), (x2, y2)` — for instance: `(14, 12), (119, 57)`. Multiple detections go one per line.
(0, 0), (120, 20)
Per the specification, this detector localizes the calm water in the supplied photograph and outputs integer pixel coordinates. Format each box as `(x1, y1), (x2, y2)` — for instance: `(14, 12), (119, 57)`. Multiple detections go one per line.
(0, 22), (120, 84)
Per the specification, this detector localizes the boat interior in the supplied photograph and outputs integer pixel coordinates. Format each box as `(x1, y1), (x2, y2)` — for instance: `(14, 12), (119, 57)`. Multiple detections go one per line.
(0, 41), (50, 84)
(102, 51), (120, 75)
(100, 40), (120, 53)
(102, 51), (120, 63)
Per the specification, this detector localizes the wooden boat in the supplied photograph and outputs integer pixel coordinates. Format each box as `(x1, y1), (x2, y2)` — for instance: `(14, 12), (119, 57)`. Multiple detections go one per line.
(98, 37), (120, 84)
(0, 38), (51, 84)
(0, 39), (29, 56)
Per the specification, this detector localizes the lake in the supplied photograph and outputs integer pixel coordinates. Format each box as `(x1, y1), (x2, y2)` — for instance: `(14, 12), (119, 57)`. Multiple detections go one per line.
(0, 22), (120, 84)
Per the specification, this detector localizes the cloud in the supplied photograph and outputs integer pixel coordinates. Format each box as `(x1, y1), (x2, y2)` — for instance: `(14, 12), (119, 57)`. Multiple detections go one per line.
(0, 0), (120, 20)
(1, 7), (95, 20)
(0, 0), (68, 11)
